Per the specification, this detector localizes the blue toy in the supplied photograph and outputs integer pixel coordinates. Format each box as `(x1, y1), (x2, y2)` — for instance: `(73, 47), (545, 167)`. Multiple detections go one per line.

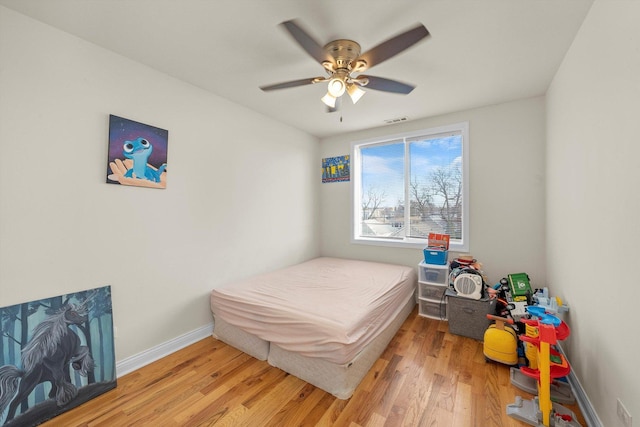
(123, 137), (166, 182)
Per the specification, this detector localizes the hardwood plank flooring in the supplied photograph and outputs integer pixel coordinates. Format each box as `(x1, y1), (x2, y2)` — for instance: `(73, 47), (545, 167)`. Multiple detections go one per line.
(41, 308), (586, 426)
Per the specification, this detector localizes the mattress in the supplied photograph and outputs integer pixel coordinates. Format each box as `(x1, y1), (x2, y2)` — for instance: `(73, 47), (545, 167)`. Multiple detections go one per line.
(210, 257), (416, 365)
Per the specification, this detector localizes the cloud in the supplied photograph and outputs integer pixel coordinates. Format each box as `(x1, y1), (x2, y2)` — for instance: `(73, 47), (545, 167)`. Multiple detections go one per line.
(362, 154), (403, 176)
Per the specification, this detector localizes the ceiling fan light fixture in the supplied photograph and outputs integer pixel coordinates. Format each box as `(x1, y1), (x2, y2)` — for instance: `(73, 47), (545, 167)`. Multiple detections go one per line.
(327, 77), (346, 97)
(321, 92), (337, 108)
(347, 83), (366, 104)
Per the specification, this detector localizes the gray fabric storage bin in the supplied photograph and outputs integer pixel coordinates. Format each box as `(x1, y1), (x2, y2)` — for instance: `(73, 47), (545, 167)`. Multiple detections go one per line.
(446, 289), (496, 341)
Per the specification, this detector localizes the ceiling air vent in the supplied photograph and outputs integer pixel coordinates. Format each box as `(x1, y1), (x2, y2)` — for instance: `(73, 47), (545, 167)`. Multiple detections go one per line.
(383, 116), (409, 124)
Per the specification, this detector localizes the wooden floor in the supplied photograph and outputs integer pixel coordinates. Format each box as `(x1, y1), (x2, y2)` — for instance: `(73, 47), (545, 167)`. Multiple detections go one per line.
(42, 308), (586, 426)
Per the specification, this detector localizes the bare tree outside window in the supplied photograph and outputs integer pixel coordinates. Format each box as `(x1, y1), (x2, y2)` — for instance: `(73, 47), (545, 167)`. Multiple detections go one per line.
(410, 177), (433, 219)
(430, 166), (462, 237)
(362, 187), (387, 220)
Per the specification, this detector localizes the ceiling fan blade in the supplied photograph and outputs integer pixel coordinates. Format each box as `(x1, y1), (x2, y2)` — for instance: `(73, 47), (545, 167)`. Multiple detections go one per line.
(280, 19), (333, 65)
(260, 77), (324, 91)
(356, 24), (429, 70)
(360, 75), (415, 94)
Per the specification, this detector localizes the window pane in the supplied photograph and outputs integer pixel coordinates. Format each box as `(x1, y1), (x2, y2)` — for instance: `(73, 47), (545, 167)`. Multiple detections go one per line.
(408, 134), (463, 239)
(359, 141), (405, 238)
(351, 122), (468, 251)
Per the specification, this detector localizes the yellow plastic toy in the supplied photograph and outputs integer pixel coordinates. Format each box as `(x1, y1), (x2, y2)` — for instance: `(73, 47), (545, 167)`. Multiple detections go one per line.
(483, 314), (518, 366)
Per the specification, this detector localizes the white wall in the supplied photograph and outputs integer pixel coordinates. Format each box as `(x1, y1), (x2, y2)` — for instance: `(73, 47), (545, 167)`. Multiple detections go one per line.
(0, 6), (320, 361)
(546, 1), (639, 425)
(320, 97), (547, 286)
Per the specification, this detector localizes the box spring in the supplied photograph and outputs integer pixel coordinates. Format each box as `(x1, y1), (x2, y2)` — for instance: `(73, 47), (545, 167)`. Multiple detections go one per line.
(211, 296), (415, 399)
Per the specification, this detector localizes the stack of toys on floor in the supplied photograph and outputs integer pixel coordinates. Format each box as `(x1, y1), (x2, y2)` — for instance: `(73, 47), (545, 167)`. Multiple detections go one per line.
(444, 249), (581, 427)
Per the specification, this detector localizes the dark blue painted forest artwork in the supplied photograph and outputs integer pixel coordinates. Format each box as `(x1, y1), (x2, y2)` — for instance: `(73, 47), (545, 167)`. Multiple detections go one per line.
(0, 286), (116, 426)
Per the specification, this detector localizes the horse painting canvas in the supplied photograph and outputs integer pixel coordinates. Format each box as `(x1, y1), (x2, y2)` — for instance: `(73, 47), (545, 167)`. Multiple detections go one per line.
(0, 286), (116, 426)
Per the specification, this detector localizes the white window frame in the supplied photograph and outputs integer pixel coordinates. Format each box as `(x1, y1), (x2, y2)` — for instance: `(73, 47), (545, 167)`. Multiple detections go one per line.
(350, 122), (469, 252)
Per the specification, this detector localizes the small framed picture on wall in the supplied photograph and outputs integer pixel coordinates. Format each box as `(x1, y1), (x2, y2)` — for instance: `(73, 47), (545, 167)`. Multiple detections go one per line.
(106, 115), (168, 188)
(322, 155), (350, 183)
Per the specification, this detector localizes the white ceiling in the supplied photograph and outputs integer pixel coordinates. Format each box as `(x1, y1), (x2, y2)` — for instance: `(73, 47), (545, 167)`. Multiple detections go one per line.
(0, 0), (594, 138)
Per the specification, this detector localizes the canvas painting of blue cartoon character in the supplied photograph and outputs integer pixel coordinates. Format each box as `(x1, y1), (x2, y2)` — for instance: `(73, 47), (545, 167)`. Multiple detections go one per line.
(107, 115), (168, 188)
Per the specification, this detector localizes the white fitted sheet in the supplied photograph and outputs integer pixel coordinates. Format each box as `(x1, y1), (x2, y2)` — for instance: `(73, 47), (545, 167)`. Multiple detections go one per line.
(210, 257), (416, 365)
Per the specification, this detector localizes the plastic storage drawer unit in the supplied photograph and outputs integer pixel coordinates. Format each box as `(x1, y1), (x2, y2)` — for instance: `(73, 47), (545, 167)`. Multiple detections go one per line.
(419, 282), (448, 301)
(418, 262), (450, 286)
(419, 298), (448, 320)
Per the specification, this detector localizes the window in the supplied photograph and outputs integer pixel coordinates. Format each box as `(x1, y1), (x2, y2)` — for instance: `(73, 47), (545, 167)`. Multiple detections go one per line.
(351, 122), (469, 251)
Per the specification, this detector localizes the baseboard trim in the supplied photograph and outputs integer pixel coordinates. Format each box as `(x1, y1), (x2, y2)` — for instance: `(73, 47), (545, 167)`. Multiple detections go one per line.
(565, 369), (602, 427)
(558, 345), (602, 427)
(116, 322), (214, 377)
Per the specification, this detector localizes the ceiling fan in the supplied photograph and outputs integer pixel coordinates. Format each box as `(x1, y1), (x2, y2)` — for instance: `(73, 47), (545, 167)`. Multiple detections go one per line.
(260, 20), (430, 112)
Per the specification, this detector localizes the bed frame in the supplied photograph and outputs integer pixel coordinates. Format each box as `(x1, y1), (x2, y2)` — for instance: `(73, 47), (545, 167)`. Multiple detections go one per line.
(211, 295), (415, 399)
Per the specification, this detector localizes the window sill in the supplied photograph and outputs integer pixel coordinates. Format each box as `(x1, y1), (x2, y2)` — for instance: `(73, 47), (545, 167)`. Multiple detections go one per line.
(351, 236), (468, 253)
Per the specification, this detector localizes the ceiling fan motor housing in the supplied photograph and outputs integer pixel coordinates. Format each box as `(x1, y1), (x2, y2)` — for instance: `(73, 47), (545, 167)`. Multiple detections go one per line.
(323, 39), (362, 70)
